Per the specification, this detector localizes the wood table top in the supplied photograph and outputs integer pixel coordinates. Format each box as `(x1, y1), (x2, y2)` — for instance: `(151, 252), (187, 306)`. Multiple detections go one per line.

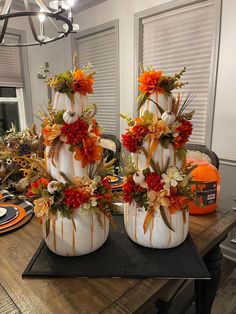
(0, 207), (235, 314)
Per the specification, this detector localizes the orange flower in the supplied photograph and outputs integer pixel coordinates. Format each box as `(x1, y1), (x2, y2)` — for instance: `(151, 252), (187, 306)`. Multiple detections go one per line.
(138, 70), (163, 94)
(33, 196), (54, 218)
(90, 118), (102, 137)
(169, 194), (187, 214)
(147, 120), (170, 139)
(74, 137), (103, 167)
(73, 69), (94, 95)
(42, 124), (61, 146)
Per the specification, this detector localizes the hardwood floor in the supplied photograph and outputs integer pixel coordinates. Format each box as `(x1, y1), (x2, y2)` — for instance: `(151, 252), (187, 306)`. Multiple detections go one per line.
(211, 258), (236, 314)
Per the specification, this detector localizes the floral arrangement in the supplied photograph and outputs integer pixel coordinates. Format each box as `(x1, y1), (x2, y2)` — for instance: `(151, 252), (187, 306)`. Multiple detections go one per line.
(0, 124), (44, 192)
(122, 156), (199, 232)
(27, 172), (115, 231)
(121, 68), (194, 163)
(121, 66), (199, 232)
(40, 103), (103, 167)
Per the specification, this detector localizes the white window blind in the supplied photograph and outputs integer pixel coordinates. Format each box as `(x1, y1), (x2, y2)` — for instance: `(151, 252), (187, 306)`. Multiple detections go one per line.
(0, 34), (23, 88)
(77, 28), (118, 135)
(142, 1), (215, 144)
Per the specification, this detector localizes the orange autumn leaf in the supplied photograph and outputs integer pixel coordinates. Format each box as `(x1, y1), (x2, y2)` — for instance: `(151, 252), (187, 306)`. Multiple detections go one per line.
(74, 137), (103, 167)
(138, 70), (163, 94)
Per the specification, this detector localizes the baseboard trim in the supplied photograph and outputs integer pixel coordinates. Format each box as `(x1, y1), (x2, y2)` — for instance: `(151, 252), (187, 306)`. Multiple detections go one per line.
(220, 244), (236, 262)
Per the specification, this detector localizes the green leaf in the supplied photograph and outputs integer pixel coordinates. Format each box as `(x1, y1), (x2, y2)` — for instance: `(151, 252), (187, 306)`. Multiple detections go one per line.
(55, 110), (65, 124)
(45, 219), (50, 238)
(160, 136), (172, 149)
(137, 93), (148, 111)
(176, 147), (187, 161)
(160, 206), (175, 232)
(148, 98), (165, 115)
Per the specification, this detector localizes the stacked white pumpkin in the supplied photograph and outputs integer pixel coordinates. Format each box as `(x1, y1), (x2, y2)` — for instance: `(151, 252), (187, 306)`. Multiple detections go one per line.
(41, 68), (110, 256)
(122, 68), (192, 249)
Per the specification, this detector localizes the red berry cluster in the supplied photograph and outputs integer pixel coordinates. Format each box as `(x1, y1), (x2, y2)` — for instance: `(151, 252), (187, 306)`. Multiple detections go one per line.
(145, 172), (164, 192)
(61, 118), (89, 145)
(64, 188), (89, 208)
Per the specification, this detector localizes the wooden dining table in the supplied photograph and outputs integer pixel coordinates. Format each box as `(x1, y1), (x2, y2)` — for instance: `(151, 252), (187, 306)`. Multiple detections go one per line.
(0, 206), (236, 314)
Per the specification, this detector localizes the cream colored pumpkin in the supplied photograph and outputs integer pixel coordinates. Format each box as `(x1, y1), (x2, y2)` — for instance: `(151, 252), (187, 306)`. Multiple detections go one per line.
(63, 110), (79, 124)
(161, 111), (176, 124)
(124, 202), (189, 249)
(42, 208), (109, 256)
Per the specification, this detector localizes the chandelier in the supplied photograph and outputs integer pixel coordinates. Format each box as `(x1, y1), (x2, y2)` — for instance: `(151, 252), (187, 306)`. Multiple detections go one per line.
(0, 0), (79, 47)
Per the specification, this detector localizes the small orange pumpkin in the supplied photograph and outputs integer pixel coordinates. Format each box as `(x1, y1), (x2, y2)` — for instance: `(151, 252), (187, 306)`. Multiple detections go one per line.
(188, 159), (220, 215)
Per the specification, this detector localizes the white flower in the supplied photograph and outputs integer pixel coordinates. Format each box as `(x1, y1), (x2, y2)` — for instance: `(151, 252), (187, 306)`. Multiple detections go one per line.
(161, 166), (183, 188)
(47, 181), (62, 194)
(133, 171), (145, 185)
(90, 198), (97, 207)
(6, 158), (12, 165)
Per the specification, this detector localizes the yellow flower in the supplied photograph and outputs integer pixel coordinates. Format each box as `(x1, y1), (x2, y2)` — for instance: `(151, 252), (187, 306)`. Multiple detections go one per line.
(33, 196), (54, 218)
(147, 120), (170, 140)
(147, 189), (170, 208)
(74, 176), (97, 194)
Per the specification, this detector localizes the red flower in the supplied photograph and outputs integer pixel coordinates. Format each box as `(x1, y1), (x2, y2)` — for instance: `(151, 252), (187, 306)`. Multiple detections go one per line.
(123, 180), (135, 203)
(101, 177), (111, 190)
(64, 188), (89, 208)
(61, 118), (89, 145)
(122, 132), (139, 153)
(145, 172), (164, 192)
(28, 177), (49, 197)
(130, 124), (148, 137)
(174, 120), (193, 149)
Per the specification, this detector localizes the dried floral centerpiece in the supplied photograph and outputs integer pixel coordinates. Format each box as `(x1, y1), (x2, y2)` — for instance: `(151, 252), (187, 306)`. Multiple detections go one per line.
(0, 124), (43, 192)
(28, 56), (115, 256)
(121, 66), (198, 249)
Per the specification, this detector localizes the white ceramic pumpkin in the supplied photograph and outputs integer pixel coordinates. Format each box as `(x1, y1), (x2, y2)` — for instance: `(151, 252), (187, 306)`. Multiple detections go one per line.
(124, 202), (189, 249)
(42, 208), (109, 256)
(161, 111), (176, 124)
(126, 90), (187, 249)
(46, 92), (89, 183)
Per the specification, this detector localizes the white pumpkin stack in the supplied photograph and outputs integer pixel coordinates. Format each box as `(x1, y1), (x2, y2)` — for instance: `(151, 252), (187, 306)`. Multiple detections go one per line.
(124, 90), (189, 249)
(43, 87), (109, 257)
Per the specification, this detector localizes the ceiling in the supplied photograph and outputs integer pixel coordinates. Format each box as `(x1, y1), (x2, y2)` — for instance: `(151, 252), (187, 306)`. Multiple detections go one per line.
(9, 0), (107, 14)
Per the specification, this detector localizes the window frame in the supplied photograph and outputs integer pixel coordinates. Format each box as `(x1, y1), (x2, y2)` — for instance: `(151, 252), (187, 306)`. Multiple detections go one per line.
(134, 0), (222, 148)
(71, 20), (120, 137)
(0, 28), (33, 128)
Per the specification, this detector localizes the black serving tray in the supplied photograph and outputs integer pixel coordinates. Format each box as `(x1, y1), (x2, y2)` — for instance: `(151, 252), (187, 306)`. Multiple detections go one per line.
(23, 216), (210, 279)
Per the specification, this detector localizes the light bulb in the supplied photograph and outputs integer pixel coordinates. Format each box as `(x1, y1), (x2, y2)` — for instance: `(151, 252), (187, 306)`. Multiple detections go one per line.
(38, 9), (45, 23)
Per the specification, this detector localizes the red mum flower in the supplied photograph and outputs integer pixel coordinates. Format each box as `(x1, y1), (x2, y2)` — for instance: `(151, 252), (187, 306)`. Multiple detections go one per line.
(123, 180), (135, 203)
(145, 172), (164, 192)
(130, 124), (148, 137)
(64, 188), (89, 208)
(174, 120), (193, 149)
(61, 118), (89, 145)
(122, 132), (139, 153)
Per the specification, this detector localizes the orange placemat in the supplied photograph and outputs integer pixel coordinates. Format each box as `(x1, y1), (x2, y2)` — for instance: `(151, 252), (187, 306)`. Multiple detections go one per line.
(0, 204), (26, 230)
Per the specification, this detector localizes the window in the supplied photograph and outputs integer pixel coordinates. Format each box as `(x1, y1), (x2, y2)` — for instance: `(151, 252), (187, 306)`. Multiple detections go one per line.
(138, 0), (220, 145)
(75, 21), (119, 136)
(0, 33), (27, 133)
(0, 87), (26, 135)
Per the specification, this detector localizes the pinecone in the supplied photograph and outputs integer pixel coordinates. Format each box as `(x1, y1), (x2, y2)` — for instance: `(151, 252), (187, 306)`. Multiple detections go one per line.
(8, 171), (23, 183)
(18, 143), (32, 156)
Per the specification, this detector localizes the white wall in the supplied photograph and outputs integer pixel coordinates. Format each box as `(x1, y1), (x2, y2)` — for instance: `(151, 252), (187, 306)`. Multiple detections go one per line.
(211, 0), (236, 162)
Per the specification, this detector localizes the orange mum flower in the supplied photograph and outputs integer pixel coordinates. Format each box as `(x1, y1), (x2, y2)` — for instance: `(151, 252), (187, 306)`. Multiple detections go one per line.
(73, 69), (94, 95)
(138, 70), (163, 94)
(74, 137), (103, 167)
(42, 124), (62, 146)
